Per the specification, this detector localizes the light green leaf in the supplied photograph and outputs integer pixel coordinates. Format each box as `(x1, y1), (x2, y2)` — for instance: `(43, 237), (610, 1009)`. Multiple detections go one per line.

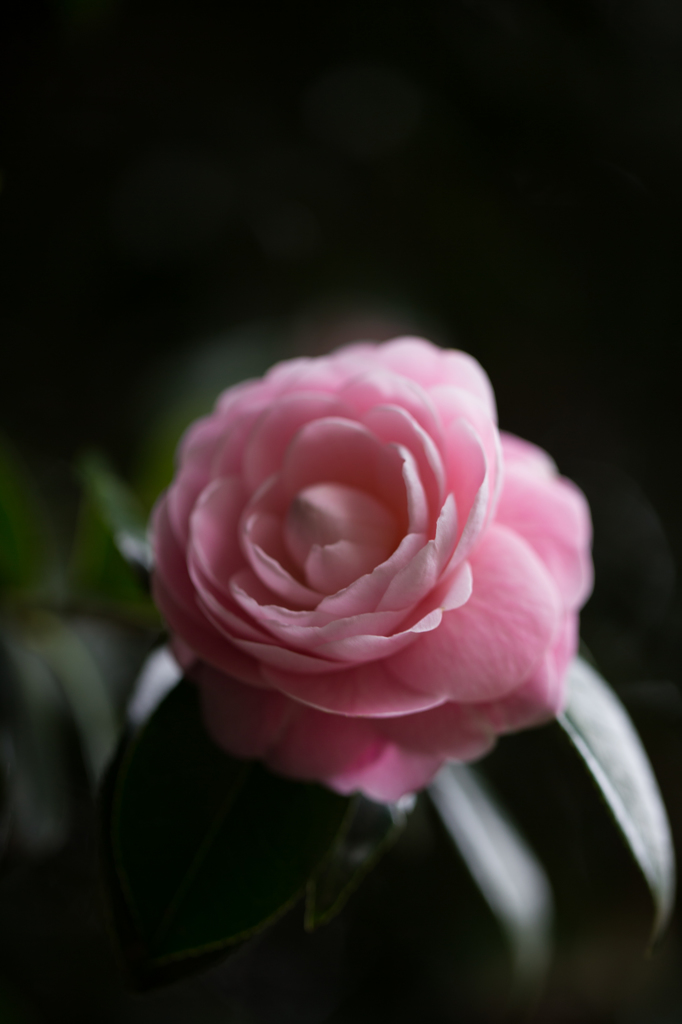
(558, 655), (675, 943)
(78, 451), (151, 574)
(23, 612), (118, 784)
(429, 763), (553, 992)
(0, 635), (70, 854)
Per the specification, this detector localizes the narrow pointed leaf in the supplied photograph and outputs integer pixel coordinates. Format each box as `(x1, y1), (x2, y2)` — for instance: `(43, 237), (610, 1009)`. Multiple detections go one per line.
(429, 763), (553, 991)
(558, 655), (675, 942)
(0, 635), (70, 854)
(305, 794), (408, 930)
(78, 451), (152, 576)
(24, 612), (118, 784)
(105, 679), (350, 987)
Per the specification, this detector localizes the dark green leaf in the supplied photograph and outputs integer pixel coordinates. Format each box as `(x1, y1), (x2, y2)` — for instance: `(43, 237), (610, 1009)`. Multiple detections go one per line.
(0, 434), (47, 592)
(558, 656), (675, 943)
(429, 763), (553, 993)
(106, 679), (350, 986)
(305, 794), (406, 930)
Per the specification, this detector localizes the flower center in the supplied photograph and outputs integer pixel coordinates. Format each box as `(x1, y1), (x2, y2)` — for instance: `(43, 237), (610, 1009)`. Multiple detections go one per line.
(284, 482), (400, 593)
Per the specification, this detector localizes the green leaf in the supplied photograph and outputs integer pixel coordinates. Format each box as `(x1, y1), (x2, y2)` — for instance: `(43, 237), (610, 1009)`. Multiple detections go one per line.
(305, 794), (407, 930)
(558, 655), (676, 943)
(22, 612), (118, 785)
(0, 634), (70, 854)
(71, 454), (158, 619)
(0, 434), (47, 593)
(105, 679), (350, 987)
(429, 763), (553, 993)
(77, 451), (151, 575)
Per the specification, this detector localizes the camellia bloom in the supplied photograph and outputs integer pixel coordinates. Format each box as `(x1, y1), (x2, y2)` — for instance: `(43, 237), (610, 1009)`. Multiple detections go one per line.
(152, 338), (592, 801)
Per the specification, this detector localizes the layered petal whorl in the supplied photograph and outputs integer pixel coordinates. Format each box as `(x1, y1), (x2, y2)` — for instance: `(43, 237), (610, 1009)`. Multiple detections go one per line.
(152, 337), (593, 800)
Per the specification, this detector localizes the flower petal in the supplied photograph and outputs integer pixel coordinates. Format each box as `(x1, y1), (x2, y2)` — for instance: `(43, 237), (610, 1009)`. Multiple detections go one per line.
(281, 417), (409, 529)
(373, 337), (497, 421)
(196, 667), (297, 759)
(387, 524), (562, 702)
(242, 392), (351, 492)
(188, 476), (248, 594)
(376, 700), (497, 761)
(266, 705), (387, 785)
(495, 464), (593, 610)
(362, 403), (446, 519)
(329, 743), (444, 801)
(262, 658), (447, 717)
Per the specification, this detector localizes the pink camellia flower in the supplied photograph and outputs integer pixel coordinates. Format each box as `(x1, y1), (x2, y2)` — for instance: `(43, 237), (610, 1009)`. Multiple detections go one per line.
(152, 337), (592, 802)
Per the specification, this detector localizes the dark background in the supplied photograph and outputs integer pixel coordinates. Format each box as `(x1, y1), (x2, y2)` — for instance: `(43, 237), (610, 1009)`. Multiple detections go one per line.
(2, 0), (682, 1020)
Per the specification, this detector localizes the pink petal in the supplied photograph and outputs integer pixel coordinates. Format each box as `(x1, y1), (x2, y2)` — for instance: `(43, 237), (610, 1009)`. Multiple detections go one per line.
(281, 417), (408, 530)
(188, 477), (248, 594)
(176, 413), (230, 471)
(263, 355), (357, 395)
(266, 705), (387, 782)
(214, 376), (275, 416)
(362, 404), (446, 519)
(242, 392), (351, 492)
(312, 606), (443, 662)
(495, 464), (593, 611)
(339, 370), (442, 440)
(473, 613), (577, 733)
(443, 418), (490, 562)
(167, 462), (212, 545)
(435, 389), (501, 520)
(386, 524), (562, 702)
(376, 700), (497, 761)
(500, 431), (557, 478)
(374, 338), (497, 420)
(196, 668), (297, 759)
(329, 743), (444, 801)
(304, 539), (397, 595)
(152, 497), (199, 612)
(313, 531), (427, 618)
(229, 635), (345, 674)
(285, 482), (400, 578)
(153, 573), (265, 686)
(262, 658), (447, 717)
(242, 509), (321, 609)
(378, 495), (458, 612)
(210, 400), (273, 477)
(229, 568), (410, 639)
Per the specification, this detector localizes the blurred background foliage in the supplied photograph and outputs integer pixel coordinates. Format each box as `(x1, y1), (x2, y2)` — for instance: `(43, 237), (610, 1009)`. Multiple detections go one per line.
(2, 0), (682, 1020)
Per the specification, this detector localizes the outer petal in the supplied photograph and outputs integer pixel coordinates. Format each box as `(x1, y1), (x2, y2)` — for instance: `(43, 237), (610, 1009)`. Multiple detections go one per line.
(371, 337), (497, 421)
(262, 658), (447, 717)
(387, 524), (562, 702)
(473, 612), (578, 733)
(376, 700), (497, 761)
(197, 667), (296, 759)
(328, 743), (444, 802)
(500, 430), (557, 478)
(266, 704), (387, 783)
(188, 476), (248, 596)
(154, 573), (265, 687)
(495, 463), (593, 612)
